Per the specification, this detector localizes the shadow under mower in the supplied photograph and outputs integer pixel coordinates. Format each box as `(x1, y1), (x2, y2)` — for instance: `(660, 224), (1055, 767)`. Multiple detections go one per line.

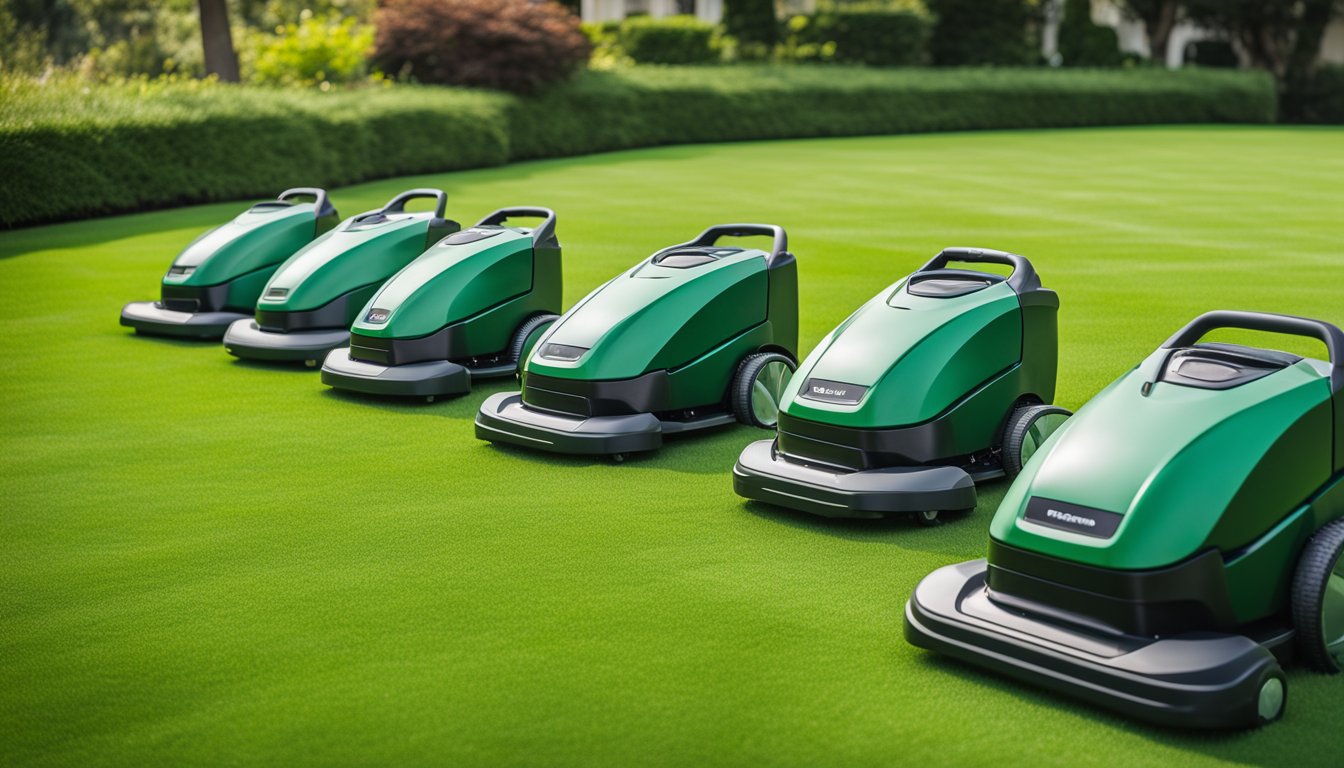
(734, 248), (1069, 525)
(222, 189), (459, 366)
(120, 188), (339, 339)
(906, 310), (1344, 730)
(475, 224), (799, 460)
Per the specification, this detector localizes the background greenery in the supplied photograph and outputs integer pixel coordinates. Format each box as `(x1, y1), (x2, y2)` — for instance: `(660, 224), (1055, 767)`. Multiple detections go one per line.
(1, 126), (1342, 766)
(0, 66), (1276, 227)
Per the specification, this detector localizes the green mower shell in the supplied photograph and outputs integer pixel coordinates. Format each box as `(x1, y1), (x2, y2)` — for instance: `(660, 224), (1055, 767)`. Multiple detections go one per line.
(734, 248), (1064, 521)
(120, 188), (338, 339)
(475, 224), (799, 457)
(320, 207), (562, 400)
(906, 310), (1344, 730)
(222, 189), (459, 366)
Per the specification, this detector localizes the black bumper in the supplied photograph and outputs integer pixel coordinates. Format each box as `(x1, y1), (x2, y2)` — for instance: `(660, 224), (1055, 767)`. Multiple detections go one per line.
(120, 301), (249, 340)
(903, 560), (1286, 730)
(733, 439), (977, 518)
(474, 392), (667, 456)
(320, 347), (482, 398)
(222, 319), (349, 364)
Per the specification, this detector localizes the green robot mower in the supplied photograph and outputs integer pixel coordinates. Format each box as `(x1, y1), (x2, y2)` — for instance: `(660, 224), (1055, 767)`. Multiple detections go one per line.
(320, 208), (562, 400)
(734, 248), (1067, 525)
(475, 224), (798, 458)
(120, 188), (338, 338)
(223, 189), (458, 366)
(906, 310), (1344, 729)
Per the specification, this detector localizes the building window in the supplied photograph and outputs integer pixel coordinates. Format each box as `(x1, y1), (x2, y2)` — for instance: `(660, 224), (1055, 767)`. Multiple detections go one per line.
(676, 0), (695, 13)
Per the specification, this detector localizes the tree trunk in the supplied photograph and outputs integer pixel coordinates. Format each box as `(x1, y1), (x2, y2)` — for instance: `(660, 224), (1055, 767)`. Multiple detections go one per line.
(1288, 0), (1336, 82)
(1143, 0), (1179, 67)
(198, 0), (239, 82)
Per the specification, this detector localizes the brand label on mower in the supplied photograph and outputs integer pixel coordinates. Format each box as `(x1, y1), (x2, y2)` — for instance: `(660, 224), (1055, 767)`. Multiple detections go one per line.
(800, 378), (868, 405)
(1023, 497), (1124, 539)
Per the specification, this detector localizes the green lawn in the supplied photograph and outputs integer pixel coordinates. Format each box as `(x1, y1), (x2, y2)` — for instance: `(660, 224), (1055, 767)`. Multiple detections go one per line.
(2, 126), (1342, 767)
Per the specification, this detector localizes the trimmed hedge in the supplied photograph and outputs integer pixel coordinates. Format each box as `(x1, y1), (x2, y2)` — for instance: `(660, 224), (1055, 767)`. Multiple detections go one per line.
(792, 10), (932, 66)
(2, 67), (1277, 227)
(619, 16), (720, 65)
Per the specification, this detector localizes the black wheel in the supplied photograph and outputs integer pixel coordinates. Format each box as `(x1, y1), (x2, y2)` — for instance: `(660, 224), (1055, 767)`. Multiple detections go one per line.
(1291, 518), (1344, 673)
(913, 509), (942, 527)
(1000, 404), (1071, 479)
(731, 352), (796, 428)
(509, 313), (559, 373)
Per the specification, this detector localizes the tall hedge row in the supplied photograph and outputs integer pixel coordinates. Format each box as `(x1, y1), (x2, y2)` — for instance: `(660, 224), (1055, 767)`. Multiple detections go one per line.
(2, 67), (1276, 228)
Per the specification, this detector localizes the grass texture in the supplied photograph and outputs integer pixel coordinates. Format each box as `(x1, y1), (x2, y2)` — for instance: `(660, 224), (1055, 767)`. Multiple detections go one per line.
(2, 126), (1343, 767)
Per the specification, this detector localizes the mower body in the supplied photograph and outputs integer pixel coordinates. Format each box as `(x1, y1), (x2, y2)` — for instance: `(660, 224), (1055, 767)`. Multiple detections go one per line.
(320, 208), (563, 398)
(906, 310), (1344, 729)
(475, 224), (798, 456)
(734, 248), (1059, 517)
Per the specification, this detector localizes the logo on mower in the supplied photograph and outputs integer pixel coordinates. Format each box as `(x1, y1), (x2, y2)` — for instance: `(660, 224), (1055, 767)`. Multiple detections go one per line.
(800, 378), (868, 405)
(1024, 497), (1124, 539)
(1046, 509), (1096, 528)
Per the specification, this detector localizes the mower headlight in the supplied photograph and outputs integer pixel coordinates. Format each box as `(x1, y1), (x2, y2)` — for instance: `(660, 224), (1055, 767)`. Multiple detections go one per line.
(167, 266), (196, 277)
(539, 343), (588, 362)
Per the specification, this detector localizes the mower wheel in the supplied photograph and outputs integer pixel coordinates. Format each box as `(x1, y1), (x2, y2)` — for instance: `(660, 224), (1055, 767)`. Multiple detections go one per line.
(1001, 404), (1071, 479)
(1291, 518), (1344, 673)
(731, 353), (796, 428)
(510, 314), (560, 373)
(913, 509), (942, 527)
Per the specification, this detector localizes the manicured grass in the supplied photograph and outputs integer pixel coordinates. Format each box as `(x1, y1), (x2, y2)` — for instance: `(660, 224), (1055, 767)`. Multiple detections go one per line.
(2, 126), (1342, 767)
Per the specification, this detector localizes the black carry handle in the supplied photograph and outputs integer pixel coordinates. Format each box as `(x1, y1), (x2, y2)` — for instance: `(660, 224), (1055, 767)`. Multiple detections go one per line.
(916, 247), (1040, 294)
(685, 224), (791, 268)
(1162, 310), (1344, 394)
(380, 189), (448, 219)
(475, 207), (559, 249)
(278, 187), (336, 219)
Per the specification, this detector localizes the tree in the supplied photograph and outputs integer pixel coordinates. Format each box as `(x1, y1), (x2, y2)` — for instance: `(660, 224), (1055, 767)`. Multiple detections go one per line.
(928, 0), (1034, 66)
(722, 0), (778, 48)
(197, 0), (238, 81)
(1057, 0), (1122, 66)
(1183, 0), (1341, 85)
(1113, 0), (1180, 66)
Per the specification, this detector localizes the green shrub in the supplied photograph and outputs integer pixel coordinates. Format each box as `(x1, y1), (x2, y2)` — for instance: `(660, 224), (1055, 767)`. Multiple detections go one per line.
(506, 66), (1276, 159)
(1056, 0), (1122, 67)
(928, 0), (1035, 66)
(1, 67), (1277, 227)
(245, 13), (376, 87)
(788, 4), (932, 66)
(723, 0), (779, 50)
(0, 77), (510, 227)
(619, 16), (720, 65)
(1283, 65), (1344, 124)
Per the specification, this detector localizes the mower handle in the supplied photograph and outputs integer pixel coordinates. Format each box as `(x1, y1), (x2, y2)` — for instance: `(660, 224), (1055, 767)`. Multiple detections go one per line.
(278, 187), (336, 219)
(917, 248), (1040, 294)
(475, 207), (559, 250)
(380, 189), (448, 219)
(684, 224), (791, 269)
(1162, 310), (1344, 393)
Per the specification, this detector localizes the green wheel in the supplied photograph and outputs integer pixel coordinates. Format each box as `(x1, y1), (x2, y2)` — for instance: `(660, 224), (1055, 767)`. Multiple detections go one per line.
(1001, 404), (1071, 479)
(731, 352), (795, 429)
(1291, 518), (1344, 673)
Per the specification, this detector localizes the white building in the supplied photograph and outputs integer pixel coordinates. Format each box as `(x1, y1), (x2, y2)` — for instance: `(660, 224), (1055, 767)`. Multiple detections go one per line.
(582, 0), (1344, 68)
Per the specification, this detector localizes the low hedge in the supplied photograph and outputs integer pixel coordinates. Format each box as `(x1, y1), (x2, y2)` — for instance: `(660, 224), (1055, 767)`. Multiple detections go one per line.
(791, 9), (932, 66)
(619, 16), (720, 65)
(2, 67), (1277, 228)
